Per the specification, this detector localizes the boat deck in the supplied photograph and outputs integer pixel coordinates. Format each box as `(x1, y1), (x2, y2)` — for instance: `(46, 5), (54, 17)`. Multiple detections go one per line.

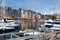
(0, 31), (60, 40)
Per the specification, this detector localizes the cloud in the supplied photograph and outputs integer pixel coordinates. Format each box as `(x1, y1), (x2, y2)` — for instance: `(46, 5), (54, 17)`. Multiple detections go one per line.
(5, 0), (60, 14)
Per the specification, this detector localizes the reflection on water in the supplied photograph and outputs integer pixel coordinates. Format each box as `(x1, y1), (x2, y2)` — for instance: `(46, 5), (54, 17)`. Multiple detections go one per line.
(39, 20), (45, 25)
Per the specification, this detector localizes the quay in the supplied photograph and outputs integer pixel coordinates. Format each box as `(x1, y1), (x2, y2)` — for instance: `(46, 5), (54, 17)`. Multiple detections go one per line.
(0, 0), (60, 40)
(0, 31), (60, 40)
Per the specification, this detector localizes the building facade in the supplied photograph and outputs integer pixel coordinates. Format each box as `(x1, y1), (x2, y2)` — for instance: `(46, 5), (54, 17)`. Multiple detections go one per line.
(54, 14), (60, 21)
(0, 7), (42, 29)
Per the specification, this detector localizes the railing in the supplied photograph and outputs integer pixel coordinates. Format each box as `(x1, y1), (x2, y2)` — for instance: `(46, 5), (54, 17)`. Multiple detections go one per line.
(0, 31), (60, 40)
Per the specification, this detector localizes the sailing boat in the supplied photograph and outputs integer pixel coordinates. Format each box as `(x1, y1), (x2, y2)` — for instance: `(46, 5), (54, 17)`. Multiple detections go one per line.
(0, 0), (20, 33)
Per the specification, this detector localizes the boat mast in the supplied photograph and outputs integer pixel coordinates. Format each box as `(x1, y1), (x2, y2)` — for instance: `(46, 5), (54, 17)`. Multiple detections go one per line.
(0, 0), (5, 18)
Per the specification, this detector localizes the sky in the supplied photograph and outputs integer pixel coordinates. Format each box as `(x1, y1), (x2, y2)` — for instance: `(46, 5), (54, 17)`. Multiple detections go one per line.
(3, 0), (60, 14)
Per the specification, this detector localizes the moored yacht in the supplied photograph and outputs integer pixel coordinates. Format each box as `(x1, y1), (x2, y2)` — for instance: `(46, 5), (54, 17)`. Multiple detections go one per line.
(0, 18), (20, 33)
(44, 19), (60, 31)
